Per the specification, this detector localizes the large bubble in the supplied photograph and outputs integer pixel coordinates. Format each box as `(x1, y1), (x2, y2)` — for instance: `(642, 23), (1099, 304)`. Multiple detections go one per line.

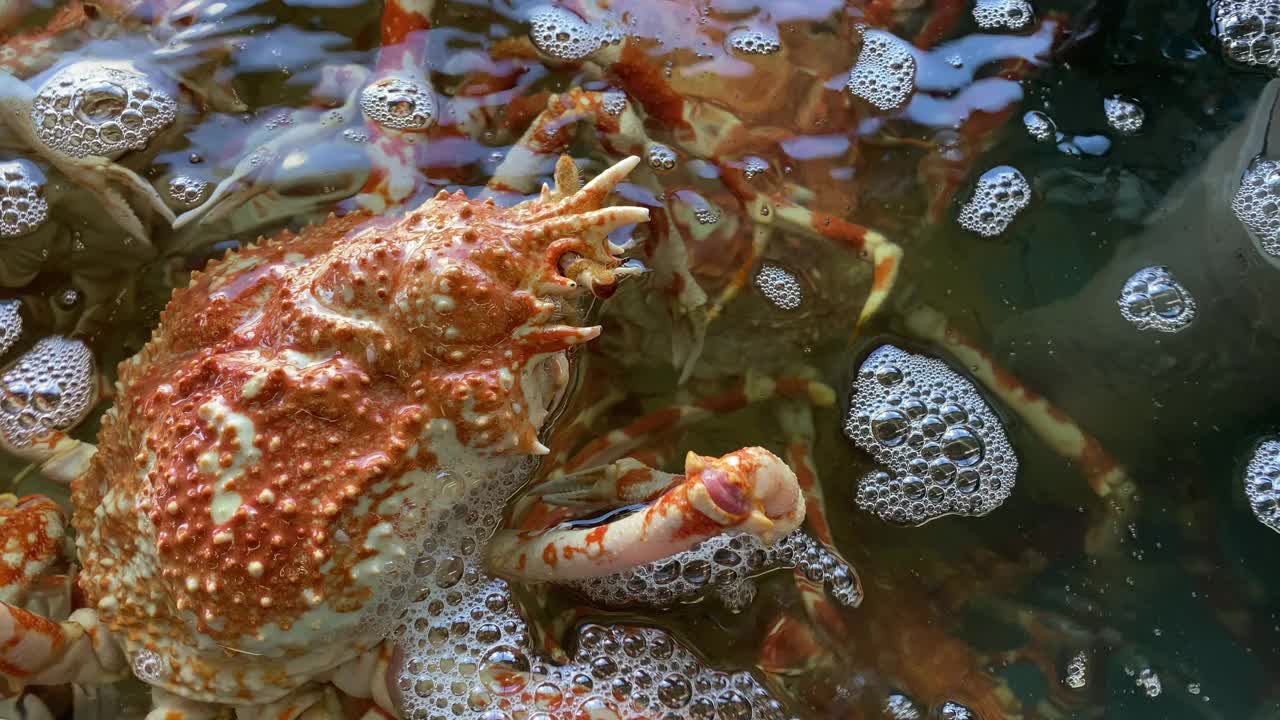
(1117, 266), (1196, 333)
(31, 62), (177, 159)
(1211, 1), (1280, 73)
(0, 299), (20, 356)
(527, 5), (616, 62)
(0, 336), (95, 452)
(844, 345), (1018, 526)
(0, 159), (47, 239)
(847, 30), (917, 112)
(973, 0), (1034, 30)
(360, 76), (436, 131)
(958, 166), (1031, 237)
(1244, 437), (1280, 533)
(1231, 155), (1280, 258)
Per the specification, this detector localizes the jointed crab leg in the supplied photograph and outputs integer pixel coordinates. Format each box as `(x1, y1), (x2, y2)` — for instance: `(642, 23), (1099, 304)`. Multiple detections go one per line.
(0, 606), (125, 687)
(903, 304), (1134, 551)
(487, 447), (805, 582)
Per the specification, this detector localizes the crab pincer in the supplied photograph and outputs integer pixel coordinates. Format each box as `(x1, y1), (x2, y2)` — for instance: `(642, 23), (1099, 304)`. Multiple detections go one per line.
(486, 446), (806, 582)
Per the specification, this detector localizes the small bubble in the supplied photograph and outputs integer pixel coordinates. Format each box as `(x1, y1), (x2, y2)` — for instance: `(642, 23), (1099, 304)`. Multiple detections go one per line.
(753, 264), (803, 310)
(1117, 266), (1196, 333)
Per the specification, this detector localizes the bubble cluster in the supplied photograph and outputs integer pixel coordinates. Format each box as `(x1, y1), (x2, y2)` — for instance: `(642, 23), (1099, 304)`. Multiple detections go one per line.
(393, 457), (797, 720)
(528, 5), (616, 62)
(743, 156), (769, 180)
(646, 143), (677, 172)
(693, 205), (720, 225)
(0, 159), (48, 238)
(1135, 668), (1162, 698)
(0, 299), (20, 356)
(844, 345), (1018, 526)
(31, 62), (177, 159)
(936, 701), (977, 720)
(1103, 96), (1145, 135)
(728, 28), (781, 55)
(568, 529), (861, 612)
(360, 77), (435, 131)
(1231, 156), (1280, 257)
(1023, 110), (1057, 142)
(1065, 651), (1088, 689)
(1243, 437), (1280, 533)
(602, 90), (628, 117)
(167, 175), (208, 208)
(0, 336), (95, 452)
(884, 692), (922, 720)
(1211, 1), (1280, 72)
(958, 166), (1031, 237)
(847, 30), (917, 112)
(972, 0), (1034, 30)
(754, 263), (803, 311)
(1117, 266), (1196, 333)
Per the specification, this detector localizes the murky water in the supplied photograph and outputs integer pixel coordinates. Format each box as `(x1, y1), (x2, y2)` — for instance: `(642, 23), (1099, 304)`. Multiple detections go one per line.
(2, 0), (1280, 718)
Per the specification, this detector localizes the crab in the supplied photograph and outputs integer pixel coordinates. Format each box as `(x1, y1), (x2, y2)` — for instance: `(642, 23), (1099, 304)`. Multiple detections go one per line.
(0, 155), (819, 719)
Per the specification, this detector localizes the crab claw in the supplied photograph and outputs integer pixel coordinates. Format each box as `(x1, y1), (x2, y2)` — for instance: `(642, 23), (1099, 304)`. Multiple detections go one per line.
(485, 447), (805, 582)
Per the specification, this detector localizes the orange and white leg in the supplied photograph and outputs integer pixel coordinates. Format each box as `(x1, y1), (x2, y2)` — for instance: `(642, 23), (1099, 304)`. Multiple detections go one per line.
(0, 606), (125, 687)
(487, 447), (805, 582)
(718, 168), (903, 333)
(902, 304), (1134, 552)
(0, 495), (69, 608)
(0, 0), (88, 77)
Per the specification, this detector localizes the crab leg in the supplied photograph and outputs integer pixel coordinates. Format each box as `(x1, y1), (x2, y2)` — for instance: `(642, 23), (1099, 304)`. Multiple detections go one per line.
(487, 447), (805, 582)
(0, 72), (174, 243)
(902, 304), (1134, 552)
(0, 606), (125, 687)
(0, 0), (89, 76)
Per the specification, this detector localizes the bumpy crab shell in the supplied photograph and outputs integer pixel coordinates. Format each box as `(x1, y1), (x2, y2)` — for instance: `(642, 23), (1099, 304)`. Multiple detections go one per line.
(70, 156), (648, 703)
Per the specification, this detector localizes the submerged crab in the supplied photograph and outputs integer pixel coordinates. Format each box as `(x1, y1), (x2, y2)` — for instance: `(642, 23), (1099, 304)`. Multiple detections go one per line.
(0, 156), (810, 718)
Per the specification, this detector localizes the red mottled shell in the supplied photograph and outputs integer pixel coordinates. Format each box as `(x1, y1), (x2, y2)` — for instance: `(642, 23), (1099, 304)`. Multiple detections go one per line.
(69, 160), (642, 700)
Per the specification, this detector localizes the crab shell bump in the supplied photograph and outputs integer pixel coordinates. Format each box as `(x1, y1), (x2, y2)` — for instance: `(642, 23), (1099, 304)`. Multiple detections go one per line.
(68, 155), (648, 703)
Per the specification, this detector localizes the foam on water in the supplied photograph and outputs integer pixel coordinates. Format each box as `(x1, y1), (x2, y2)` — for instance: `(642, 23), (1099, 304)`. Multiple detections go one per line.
(727, 28), (781, 56)
(645, 143), (678, 172)
(1211, 1), (1280, 73)
(754, 264), (803, 311)
(0, 336), (95, 451)
(844, 345), (1018, 526)
(1244, 437), (1280, 533)
(528, 5), (618, 62)
(1231, 155), (1280, 258)
(31, 62), (176, 160)
(361, 77), (435, 131)
(0, 300), (20, 357)
(1023, 110), (1057, 142)
(167, 175), (209, 209)
(972, 0), (1034, 30)
(566, 529), (861, 612)
(391, 456), (798, 719)
(0, 159), (49, 238)
(957, 166), (1031, 237)
(1103, 95), (1145, 135)
(1117, 266), (1196, 333)
(847, 30), (917, 113)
